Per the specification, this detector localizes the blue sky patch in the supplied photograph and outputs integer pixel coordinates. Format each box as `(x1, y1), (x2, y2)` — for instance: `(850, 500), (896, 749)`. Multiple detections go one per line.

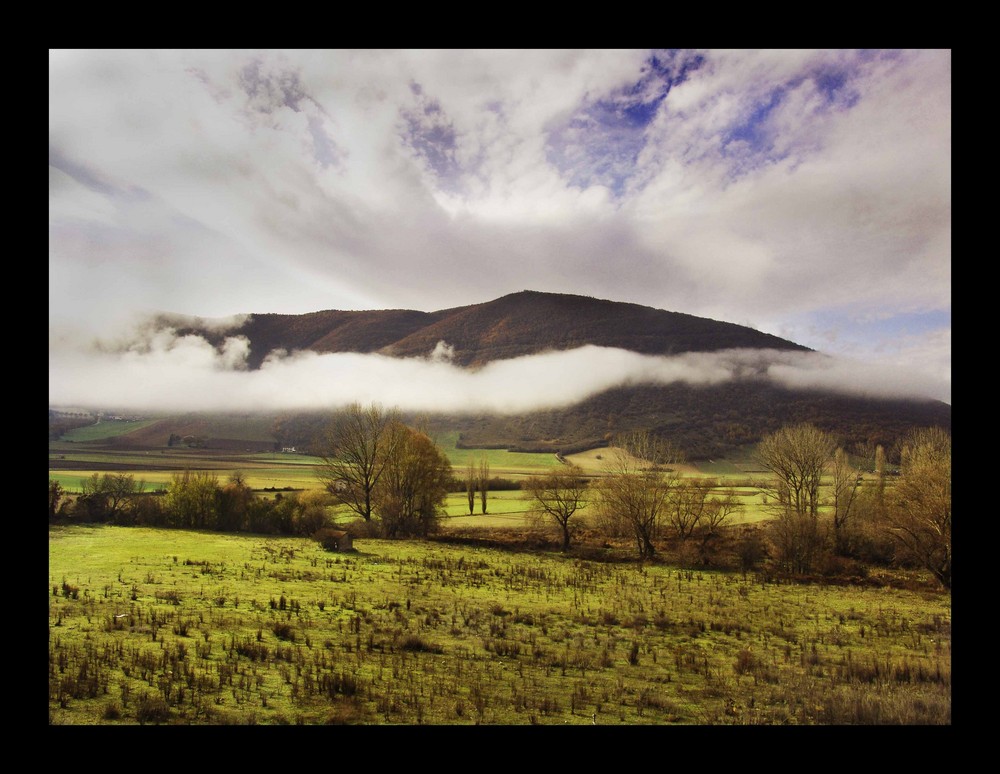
(399, 82), (462, 192)
(546, 50), (705, 197)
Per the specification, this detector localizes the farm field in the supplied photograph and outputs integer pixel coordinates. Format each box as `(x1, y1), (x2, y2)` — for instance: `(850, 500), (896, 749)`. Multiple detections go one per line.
(50, 450), (774, 528)
(50, 422), (791, 529)
(48, 466), (328, 496)
(49, 426), (569, 492)
(439, 489), (773, 528)
(48, 525), (951, 725)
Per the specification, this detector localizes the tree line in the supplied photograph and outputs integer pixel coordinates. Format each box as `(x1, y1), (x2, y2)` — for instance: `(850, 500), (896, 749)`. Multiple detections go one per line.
(519, 423), (950, 590)
(754, 423), (950, 589)
(49, 402), (951, 590)
(49, 470), (330, 537)
(49, 403), (452, 541)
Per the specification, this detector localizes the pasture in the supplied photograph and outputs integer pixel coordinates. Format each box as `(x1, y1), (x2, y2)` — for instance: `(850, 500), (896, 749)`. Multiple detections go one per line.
(48, 525), (951, 725)
(57, 418), (160, 442)
(49, 429), (786, 528)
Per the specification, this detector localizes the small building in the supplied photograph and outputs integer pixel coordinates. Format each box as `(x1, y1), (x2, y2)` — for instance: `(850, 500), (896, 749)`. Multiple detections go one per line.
(325, 530), (353, 551)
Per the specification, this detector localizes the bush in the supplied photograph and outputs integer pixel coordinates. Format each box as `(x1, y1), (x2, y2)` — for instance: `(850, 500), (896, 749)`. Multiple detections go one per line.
(345, 519), (380, 539)
(272, 621), (296, 641)
(135, 693), (171, 725)
(397, 633), (442, 653)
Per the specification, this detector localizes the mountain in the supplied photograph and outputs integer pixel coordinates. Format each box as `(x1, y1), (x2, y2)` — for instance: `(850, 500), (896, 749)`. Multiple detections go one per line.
(183, 290), (811, 369)
(146, 290), (949, 460)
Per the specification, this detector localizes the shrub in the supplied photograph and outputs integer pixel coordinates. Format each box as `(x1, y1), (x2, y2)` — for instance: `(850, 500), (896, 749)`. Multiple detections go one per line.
(397, 633), (442, 653)
(272, 621), (296, 641)
(734, 647), (758, 675)
(135, 693), (171, 725)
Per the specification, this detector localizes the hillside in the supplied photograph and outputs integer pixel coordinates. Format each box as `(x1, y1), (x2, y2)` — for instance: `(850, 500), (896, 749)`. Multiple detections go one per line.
(431, 382), (951, 461)
(72, 290), (950, 462)
(180, 290), (811, 369)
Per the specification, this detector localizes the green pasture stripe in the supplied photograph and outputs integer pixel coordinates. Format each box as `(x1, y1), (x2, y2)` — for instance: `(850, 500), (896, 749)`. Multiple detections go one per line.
(440, 512), (535, 528)
(57, 419), (160, 442)
(443, 491), (532, 517)
(434, 431), (564, 473)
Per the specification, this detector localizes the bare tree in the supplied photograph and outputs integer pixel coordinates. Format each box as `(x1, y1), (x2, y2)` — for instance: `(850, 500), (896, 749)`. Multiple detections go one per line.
(873, 444), (888, 521)
(525, 464), (589, 551)
(662, 476), (743, 563)
(830, 448), (863, 555)
(755, 423), (837, 574)
(700, 488), (742, 538)
(317, 403), (401, 522)
(478, 456), (490, 514)
(615, 429), (684, 468)
(596, 433), (679, 559)
(465, 461), (477, 516)
(884, 427), (951, 590)
(667, 477), (717, 541)
(756, 424), (835, 519)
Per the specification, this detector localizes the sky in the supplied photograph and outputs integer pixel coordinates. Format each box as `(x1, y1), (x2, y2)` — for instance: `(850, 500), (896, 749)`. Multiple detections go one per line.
(49, 49), (951, 413)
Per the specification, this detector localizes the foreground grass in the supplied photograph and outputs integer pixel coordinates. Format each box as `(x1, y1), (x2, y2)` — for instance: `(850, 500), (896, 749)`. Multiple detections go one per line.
(49, 525), (950, 725)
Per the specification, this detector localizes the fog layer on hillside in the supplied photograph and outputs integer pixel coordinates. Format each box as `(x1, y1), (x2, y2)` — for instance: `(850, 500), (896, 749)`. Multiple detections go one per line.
(48, 323), (949, 414)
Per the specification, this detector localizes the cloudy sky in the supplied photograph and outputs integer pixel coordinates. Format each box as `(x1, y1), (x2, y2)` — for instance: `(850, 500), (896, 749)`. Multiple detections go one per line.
(49, 49), (951, 412)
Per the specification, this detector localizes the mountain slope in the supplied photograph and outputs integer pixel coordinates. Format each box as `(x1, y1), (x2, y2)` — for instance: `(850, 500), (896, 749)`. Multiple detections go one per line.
(378, 290), (810, 366)
(131, 290), (949, 460)
(190, 290), (810, 369)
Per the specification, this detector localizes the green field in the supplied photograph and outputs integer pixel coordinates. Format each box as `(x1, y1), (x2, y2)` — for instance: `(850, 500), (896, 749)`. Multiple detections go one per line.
(49, 427), (566, 492)
(48, 525), (951, 725)
(49, 468), (329, 495)
(58, 419), (160, 442)
(49, 430), (788, 529)
(47, 418), (951, 725)
(432, 431), (565, 476)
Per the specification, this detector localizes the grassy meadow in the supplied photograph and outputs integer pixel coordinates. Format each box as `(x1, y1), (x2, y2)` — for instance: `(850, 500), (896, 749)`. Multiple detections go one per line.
(49, 423), (778, 526)
(49, 418), (950, 725)
(49, 525), (950, 726)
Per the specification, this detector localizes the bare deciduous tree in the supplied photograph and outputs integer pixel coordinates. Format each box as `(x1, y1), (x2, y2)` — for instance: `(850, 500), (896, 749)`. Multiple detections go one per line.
(700, 488), (742, 538)
(79, 472), (146, 524)
(884, 427), (951, 590)
(525, 464), (589, 551)
(667, 477), (717, 541)
(478, 456), (490, 514)
(615, 429), (684, 468)
(465, 461), (477, 516)
(597, 432), (679, 559)
(830, 448), (863, 555)
(755, 424), (837, 574)
(317, 402), (401, 522)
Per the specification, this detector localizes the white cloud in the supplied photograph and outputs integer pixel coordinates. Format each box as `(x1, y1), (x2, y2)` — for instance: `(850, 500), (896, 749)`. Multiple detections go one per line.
(49, 49), (951, 406)
(48, 325), (949, 415)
